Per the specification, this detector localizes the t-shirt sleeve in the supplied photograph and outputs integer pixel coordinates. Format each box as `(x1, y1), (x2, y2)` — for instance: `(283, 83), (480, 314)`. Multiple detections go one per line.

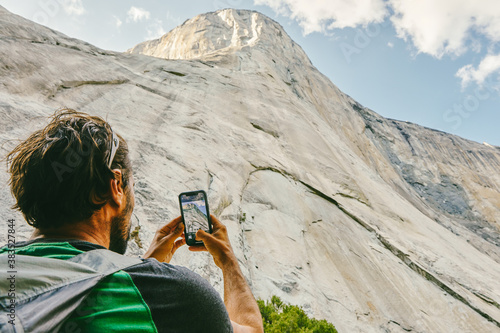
(125, 259), (233, 333)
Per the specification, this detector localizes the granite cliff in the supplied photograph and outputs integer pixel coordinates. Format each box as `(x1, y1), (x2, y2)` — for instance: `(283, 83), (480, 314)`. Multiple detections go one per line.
(1, 7), (499, 332)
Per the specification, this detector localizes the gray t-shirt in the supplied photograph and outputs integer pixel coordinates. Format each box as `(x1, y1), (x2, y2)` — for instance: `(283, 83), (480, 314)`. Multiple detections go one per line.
(3, 239), (233, 333)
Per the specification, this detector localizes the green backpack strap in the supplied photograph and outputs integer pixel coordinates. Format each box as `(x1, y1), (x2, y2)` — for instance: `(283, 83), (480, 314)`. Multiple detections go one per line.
(0, 249), (142, 333)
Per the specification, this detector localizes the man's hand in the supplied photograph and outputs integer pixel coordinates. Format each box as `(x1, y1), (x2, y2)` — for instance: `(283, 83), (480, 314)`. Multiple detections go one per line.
(188, 214), (236, 268)
(189, 215), (264, 333)
(143, 216), (185, 263)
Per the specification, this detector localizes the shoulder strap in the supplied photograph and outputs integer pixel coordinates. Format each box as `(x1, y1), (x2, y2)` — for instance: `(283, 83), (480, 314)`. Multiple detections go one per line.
(0, 249), (142, 333)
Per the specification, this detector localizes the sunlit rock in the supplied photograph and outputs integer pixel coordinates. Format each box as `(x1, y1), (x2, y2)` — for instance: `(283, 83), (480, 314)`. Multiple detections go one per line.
(1, 6), (499, 332)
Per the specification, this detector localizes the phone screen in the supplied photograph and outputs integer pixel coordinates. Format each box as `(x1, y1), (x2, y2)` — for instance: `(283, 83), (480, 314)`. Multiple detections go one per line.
(179, 191), (211, 245)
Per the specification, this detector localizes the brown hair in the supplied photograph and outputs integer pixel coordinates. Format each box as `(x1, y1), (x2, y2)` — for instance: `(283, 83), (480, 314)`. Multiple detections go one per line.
(6, 109), (132, 229)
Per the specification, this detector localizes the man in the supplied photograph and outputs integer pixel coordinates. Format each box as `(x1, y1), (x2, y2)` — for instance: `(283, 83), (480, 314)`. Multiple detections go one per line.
(1, 109), (263, 332)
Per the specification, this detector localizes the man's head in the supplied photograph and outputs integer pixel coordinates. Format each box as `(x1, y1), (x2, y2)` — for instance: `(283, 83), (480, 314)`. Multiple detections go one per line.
(7, 109), (134, 253)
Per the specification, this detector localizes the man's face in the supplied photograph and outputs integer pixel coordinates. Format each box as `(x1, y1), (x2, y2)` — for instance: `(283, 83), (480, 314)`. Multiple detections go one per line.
(109, 175), (135, 254)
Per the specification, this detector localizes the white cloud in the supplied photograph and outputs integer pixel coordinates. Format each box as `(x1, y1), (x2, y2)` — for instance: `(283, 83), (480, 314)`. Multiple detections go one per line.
(388, 0), (500, 58)
(146, 19), (166, 40)
(165, 10), (183, 26)
(127, 6), (150, 22)
(256, 0), (500, 89)
(254, 0), (388, 35)
(456, 53), (500, 87)
(60, 0), (85, 16)
(388, 0), (500, 87)
(387, 42), (394, 48)
(113, 15), (122, 28)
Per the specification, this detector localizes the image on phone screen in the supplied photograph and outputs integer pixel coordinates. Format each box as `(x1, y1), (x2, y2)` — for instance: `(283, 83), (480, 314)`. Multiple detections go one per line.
(179, 191), (210, 245)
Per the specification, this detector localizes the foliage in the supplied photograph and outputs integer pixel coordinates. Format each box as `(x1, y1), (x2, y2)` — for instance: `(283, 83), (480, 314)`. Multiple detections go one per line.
(257, 296), (338, 333)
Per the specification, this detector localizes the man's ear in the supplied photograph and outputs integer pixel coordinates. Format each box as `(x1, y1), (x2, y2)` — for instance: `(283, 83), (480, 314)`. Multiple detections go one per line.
(109, 169), (125, 207)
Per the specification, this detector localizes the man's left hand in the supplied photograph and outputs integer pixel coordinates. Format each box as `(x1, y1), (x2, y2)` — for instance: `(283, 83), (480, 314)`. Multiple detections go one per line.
(143, 216), (185, 263)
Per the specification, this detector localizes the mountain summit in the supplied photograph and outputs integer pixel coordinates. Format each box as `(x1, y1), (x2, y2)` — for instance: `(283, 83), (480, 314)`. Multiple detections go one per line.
(128, 8), (314, 88)
(1, 6), (500, 332)
(128, 9), (310, 64)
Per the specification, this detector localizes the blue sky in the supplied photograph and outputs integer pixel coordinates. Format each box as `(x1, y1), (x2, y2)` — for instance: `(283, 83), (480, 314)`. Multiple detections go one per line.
(2, 0), (499, 145)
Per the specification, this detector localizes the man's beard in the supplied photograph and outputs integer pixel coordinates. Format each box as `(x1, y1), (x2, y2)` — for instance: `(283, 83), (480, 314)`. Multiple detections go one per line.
(109, 190), (133, 254)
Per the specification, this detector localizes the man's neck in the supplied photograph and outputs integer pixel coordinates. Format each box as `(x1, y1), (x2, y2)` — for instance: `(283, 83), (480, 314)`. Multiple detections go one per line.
(30, 217), (111, 249)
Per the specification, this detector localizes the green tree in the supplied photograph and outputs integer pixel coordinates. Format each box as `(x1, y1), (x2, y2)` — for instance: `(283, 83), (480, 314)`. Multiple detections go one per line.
(257, 296), (338, 333)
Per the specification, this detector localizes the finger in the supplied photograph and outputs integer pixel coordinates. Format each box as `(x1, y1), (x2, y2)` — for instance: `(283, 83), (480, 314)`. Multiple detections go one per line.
(171, 238), (186, 253)
(172, 222), (184, 236)
(196, 229), (211, 242)
(162, 223), (184, 248)
(162, 222), (184, 241)
(158, 216), (183, 234)
(209, 214), (222, 228)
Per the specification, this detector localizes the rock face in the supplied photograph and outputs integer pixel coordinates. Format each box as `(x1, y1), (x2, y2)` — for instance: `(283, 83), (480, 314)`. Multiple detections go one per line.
(1, 6), (500, 332)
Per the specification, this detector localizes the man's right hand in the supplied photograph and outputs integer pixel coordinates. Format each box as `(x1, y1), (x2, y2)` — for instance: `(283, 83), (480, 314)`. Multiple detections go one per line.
(188, 214), (236, 269)
(188, 215), (264, 333)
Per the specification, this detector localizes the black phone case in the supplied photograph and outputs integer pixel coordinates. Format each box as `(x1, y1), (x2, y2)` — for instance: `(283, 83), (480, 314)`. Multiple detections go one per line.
(179, 190), (212, 246)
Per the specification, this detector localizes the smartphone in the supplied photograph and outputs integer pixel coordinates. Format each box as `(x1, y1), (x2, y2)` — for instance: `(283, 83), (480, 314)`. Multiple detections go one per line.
(179, 190), (212, 246)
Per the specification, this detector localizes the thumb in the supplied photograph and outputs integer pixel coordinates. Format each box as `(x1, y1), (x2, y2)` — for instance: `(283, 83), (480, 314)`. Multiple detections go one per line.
(173, 222), (184, 235)
(196, 229), (210, 241)
(166, 223), (184, 241)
